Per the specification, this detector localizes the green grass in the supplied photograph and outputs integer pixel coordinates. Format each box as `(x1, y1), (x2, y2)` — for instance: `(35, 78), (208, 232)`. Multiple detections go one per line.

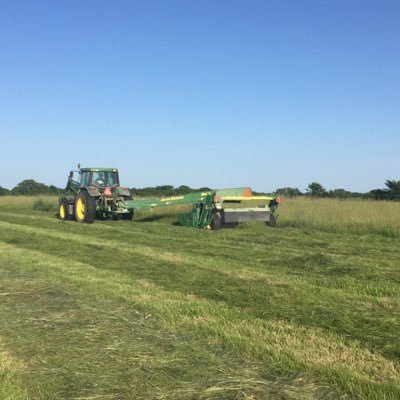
(0, 196), (399, 399)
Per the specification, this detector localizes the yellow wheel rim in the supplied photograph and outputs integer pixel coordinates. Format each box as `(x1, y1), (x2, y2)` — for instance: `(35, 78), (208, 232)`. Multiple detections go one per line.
(59, 204), (66, 219)
(76, 197), (85, 221)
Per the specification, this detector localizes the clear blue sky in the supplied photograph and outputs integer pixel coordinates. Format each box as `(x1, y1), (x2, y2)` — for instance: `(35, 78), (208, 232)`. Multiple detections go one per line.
(1, 0), (399, 192)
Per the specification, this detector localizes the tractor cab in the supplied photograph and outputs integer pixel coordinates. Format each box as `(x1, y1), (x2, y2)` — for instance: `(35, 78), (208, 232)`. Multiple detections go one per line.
(79, 168), (120, 188)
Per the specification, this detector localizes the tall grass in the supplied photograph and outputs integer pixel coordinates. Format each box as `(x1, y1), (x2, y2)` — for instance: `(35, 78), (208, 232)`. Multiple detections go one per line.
(0, 196), (58, 211)
(279, 197), (400, 237)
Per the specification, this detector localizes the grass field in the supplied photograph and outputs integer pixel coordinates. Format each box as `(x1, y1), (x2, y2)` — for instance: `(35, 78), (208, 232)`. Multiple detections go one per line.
(0, 196), (399, 399)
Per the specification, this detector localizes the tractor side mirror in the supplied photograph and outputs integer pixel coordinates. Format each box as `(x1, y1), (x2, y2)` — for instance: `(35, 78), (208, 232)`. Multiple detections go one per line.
(69, 171), (73, 178)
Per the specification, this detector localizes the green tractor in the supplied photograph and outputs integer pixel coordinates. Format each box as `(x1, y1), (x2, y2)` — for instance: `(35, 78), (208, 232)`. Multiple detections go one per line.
(58, 166), (134, 223)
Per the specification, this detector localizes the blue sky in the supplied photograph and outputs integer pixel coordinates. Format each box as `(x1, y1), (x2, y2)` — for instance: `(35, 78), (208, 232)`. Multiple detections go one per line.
(1, 0), (399, 192)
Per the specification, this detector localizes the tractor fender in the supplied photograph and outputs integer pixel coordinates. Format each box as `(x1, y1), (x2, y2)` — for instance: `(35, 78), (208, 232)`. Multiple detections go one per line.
(115, 186), (131, 197)
(83, 186), (101, 197)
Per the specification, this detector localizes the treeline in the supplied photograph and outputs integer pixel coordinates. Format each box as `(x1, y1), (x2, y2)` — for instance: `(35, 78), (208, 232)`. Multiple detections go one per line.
(0, 179), (63, 196)
(0, 180), (212, 197)
(1, 179), (400, 201)
(130, 185), (212, 197)
(276, 180), (400, 201)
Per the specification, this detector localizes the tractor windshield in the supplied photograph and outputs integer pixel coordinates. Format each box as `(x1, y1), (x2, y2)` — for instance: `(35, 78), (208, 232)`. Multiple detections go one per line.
(81, 170), (119, 188)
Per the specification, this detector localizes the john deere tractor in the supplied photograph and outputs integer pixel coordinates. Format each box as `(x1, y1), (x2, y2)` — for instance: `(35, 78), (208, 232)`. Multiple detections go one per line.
(58, 166), (134, 223)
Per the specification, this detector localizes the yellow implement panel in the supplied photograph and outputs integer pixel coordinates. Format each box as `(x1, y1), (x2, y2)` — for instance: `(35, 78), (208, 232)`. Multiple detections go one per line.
(221, 196), (274, 201)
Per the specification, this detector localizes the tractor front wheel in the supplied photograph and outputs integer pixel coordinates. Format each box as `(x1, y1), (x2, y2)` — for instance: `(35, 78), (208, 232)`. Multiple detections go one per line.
(58, 199), (69, 221)
(75, 191), (96, 223)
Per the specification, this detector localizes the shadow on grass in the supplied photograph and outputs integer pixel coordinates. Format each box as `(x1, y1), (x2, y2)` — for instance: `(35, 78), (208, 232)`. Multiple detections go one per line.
(135, 215), (166, 223)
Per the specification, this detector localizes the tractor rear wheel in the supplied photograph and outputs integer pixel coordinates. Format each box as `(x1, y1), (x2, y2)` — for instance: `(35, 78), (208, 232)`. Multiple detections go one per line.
(58, 199), (69, 221)
(75, 191), (96, 223)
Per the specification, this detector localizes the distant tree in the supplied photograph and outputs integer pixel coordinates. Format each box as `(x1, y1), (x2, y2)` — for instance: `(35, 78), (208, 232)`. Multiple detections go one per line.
(10, 179), (62, 195)
(197, 187), (212, 192)
(130, 185), (213, 197)
(369, 179), (400, 201)
(369, 189), (389, 200)
(176, 185), (192, 195)
(328, 188), (352, 199)
(0, 186), (10, 196)
(385, 180), (400, 200)
(306, 182), (327, 198)
(275, 187), (302, 198)
(350, 192), (367, 199)
(156, 185), (175, 196)
(11, 179), (50, 195)
(48, 185), (62, 195)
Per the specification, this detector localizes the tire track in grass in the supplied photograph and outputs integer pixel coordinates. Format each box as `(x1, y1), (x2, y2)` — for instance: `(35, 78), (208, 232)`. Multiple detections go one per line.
(1, 242), (399, 399)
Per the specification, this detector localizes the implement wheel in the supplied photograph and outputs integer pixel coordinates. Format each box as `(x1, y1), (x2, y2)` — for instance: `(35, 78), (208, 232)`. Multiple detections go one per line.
(58, 199), (69, 221)
(75, 191), (96, 223)
(266, 214), (277, 228)
(211, 211), (223, 230)
(121, 210), (134, 221)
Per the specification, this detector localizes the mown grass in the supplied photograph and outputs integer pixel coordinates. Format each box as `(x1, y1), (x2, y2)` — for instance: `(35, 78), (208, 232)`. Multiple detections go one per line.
(0, 196), (399, 399)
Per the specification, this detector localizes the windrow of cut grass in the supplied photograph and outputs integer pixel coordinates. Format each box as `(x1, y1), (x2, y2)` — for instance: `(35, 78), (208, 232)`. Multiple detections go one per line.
(0, 196), (399, 399)
(0, 339), (28, 400)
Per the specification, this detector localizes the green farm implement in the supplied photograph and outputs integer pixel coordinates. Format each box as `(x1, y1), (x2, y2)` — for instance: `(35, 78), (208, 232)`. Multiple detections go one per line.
(58, 166), (280, 229)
